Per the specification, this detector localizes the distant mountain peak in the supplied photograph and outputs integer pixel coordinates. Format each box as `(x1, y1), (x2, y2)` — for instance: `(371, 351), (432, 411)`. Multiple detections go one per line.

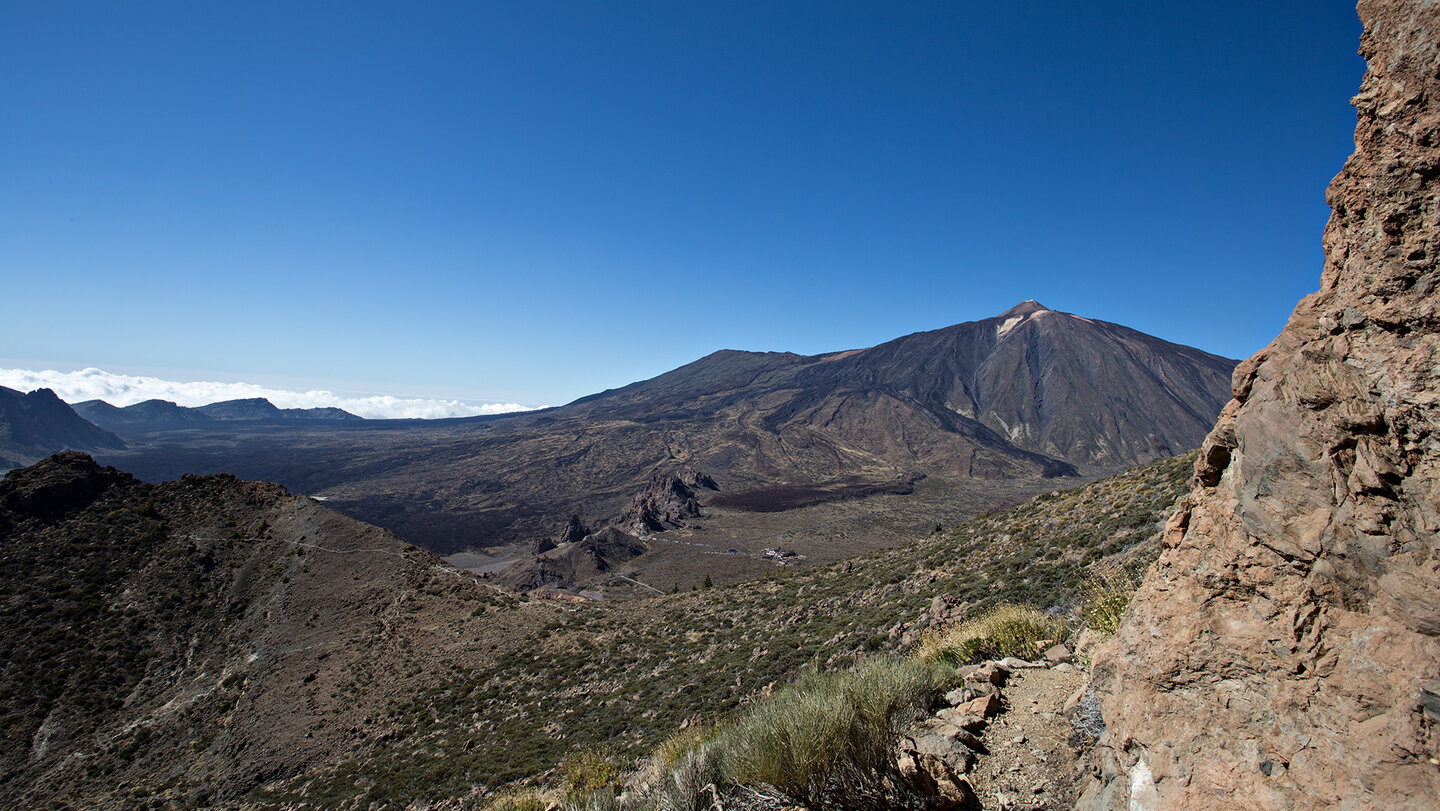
(0, 388), (125, 469)
(997, 299), (1050, 319)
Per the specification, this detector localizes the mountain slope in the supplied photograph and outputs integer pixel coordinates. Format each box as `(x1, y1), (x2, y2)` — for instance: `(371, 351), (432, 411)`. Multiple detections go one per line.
(0, 449), (1194, 808)
(569, 301), (1234, 471)
(0, 387), (125, 469)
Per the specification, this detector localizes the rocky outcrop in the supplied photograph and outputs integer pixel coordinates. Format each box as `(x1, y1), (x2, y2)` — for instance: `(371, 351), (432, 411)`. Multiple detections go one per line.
(492, 526), (648, 591)
(615, 471), (714, 534)
(1082, 2), (1440, 807)
(529, 514), (590, 555)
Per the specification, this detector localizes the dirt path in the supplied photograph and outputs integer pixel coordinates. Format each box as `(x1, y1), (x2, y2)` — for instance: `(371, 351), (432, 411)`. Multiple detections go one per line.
(968, 664), (1086, 810)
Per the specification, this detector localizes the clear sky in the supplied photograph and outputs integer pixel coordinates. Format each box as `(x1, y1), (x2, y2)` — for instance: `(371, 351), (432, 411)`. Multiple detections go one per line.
(2, 1), (1365, 410)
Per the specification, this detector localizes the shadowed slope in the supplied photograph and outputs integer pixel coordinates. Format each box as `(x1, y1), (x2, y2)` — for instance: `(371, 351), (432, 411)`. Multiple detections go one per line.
(0, 387), (124, 469)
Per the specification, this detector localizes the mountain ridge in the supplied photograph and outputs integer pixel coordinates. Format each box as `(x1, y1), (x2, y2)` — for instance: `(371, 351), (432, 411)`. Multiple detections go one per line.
(74, 396), (363, 428)
(0, 451), (516, 808)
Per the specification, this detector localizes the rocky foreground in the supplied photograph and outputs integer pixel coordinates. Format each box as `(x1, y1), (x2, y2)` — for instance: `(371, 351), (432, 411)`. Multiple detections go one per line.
(897, 653), (1088, 810)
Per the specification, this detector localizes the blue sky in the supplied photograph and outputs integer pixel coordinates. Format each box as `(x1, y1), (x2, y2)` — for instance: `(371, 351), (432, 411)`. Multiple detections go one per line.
(2, 1), (1365, 410)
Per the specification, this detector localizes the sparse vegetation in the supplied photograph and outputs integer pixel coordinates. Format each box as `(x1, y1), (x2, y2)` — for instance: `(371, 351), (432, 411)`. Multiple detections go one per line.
(560, 748), (625, 804)
(3, 451), (1193, 808)
(269, 454), (1192, 808)
(480, 787), (552, 811)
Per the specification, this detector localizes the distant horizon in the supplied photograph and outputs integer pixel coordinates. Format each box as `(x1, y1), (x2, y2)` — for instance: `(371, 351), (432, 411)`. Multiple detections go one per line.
(0, 367), (541, 420)
(1, 297), (1241, 418)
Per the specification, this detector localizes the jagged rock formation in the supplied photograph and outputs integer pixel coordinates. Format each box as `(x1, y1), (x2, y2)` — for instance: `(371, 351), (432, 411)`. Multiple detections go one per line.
(1083, 3), (1440, 807)
(491, 526), (648, 592)
(615, 470), (716, 534)
(0, 386), (124, 469)
(530, 515), (590, 555)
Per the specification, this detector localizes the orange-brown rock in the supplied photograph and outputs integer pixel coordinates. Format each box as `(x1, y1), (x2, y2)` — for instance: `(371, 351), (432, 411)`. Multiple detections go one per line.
(1081, 1), (1440, 808)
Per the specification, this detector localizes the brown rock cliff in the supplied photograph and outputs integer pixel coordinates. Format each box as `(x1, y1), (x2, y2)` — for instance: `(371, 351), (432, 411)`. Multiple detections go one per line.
(1082, 1), (1440, 807)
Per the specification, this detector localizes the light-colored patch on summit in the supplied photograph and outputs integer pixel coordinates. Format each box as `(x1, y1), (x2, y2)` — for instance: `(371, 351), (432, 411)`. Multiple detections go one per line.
(997, 308), (1059, 340)
(996, 316), (1026, 340)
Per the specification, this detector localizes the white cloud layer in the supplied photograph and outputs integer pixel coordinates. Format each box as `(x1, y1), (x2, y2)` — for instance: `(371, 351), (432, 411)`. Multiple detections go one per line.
(0, 368), (539, 420)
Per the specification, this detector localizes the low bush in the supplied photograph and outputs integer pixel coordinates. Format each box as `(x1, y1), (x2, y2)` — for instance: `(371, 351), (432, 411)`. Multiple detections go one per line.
(480, 787), (550, 811)
(628, 738), (722, 811)
(560, 748), (624, 803)
(1080, 565), (1145, 637)
(916, 603), (1067, 665)
(711, 656), (951, 807)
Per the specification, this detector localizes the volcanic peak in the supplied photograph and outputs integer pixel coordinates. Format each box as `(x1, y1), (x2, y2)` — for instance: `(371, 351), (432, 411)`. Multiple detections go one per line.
(996, 299), (1050, 318)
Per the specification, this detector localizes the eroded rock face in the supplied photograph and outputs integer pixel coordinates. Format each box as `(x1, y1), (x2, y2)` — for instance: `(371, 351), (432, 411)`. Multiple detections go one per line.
(1081, 2), (1440, 807)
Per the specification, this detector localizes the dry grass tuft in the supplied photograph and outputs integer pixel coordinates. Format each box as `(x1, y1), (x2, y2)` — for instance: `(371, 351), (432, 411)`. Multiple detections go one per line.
(1080, 565), (1146, 637)
(915, 603), (1068, 665)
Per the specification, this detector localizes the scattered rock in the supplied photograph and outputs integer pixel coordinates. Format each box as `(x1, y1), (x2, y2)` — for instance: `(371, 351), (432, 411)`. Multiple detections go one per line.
(958, 693), (1001, 719)
(1042, 643), (1072, 664)
(905, 660), (1086, 809)
(897, 732), (979, 809)
(959, 661), (1009, 686)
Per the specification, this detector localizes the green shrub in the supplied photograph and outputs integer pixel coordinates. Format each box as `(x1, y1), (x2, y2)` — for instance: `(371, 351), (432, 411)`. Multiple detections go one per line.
(652, 726), (708, 770)
(916, 603), (1067, 665)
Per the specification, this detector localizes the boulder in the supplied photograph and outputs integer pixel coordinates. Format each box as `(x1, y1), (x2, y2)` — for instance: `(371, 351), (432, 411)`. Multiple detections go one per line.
(958, 661), (1009, 686)
(897, 733), (980, 809)
(957, 693), (1001, 719)
(1042, 643), (1072, 665)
